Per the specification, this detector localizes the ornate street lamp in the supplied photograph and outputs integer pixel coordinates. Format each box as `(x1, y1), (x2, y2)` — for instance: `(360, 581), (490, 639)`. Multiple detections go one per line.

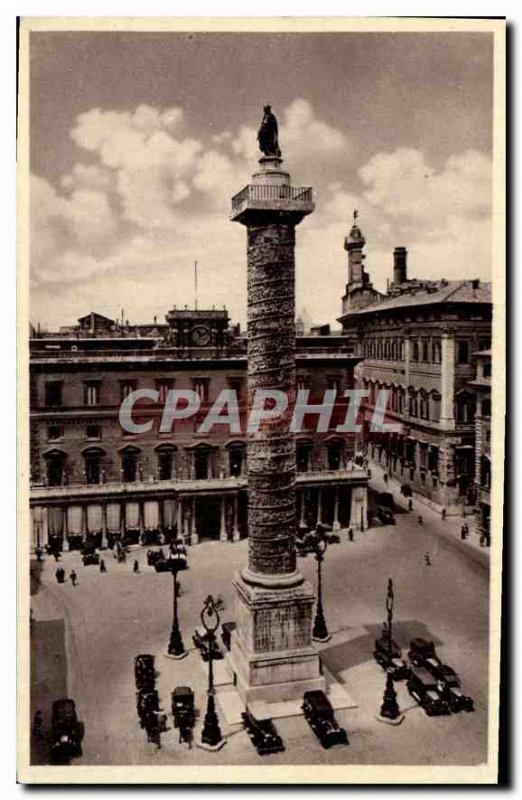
(166, 540), (187, 660)
(198, 594), (227, 751)
(376, 578), (404, 725)
(298, 522), (332, 644)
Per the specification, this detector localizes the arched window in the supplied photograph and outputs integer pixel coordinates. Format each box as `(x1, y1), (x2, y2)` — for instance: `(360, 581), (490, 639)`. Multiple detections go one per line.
(419, 390), (429, 420)
(409, 390), (418, 417)
(296, 440), (313, 473)
(412, 341), (419, 362)
(44, 449), (67, 487)
(430, 391), (441, 422)
(455, 392), (475, 423)
(83, 447), (105, 485)
(155, 444), (177, 480)
(326, 438), (345, 471)
(120, 446), (141, 482)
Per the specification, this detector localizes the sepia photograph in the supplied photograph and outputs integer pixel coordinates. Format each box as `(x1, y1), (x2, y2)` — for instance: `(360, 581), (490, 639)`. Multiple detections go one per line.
(17, 16), (505, 784)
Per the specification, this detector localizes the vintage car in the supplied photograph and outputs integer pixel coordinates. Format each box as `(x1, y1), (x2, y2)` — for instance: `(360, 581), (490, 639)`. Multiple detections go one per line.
(134, 654), (156, 691)
(171, 686), (195, 743)
(221, 621), (237, 652)
(431, 664), (475, 713)
(408, 637), (443, 671)
(81, 545), (100, 566)
(147, 548), (165, 567)
(376, 506), (396, 525)
(302, 690), (349, 749)
(51, 698), (84, 761)
(406, 667), (449, 716)
(242, 709), (285, 755)
(373, 636), (410, 680)
(400, 483), (413, 498)
(136, 689), (160, 728)
(192, 627), (224, 661)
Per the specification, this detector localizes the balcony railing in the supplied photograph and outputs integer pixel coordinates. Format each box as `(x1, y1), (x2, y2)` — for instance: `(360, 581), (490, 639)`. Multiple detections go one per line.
(231, 184), (313, 213)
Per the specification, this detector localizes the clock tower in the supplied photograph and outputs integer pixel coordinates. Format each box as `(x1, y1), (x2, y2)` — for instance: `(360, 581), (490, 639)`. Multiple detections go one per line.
(164, 307), (230, 349)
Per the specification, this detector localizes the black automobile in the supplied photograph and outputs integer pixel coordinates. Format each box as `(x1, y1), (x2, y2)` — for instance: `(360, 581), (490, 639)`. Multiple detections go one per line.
(193, 627), (224, 661)
(134, 654), (156, 691)
(51, 698), (84, 762)
(302, 690), (349, 749)
(81, 545), (100, 566)
(431, 664), (474, 713)
(408, 637), (442, 670)
(241, 709), (285, 755)
(376, 506), (396, 525)
(221, 621), (237, 652)
(172, 686), (195, 745)
(373, 636), (410, 680)
(406, 667), (449, 716)
(136, 689), (160, 728)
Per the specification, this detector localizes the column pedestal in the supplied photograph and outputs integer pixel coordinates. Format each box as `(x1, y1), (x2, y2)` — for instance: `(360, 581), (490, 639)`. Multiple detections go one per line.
(229, 571), (325, 705)
(350, 486), (367, 532)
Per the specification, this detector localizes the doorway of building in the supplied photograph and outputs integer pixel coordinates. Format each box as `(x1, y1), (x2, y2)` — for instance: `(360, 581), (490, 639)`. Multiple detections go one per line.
(195, 497), (221, 540)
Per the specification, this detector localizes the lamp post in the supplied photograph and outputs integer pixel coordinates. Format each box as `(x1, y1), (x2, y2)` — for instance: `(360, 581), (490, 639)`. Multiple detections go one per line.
(166, 540), (187, 660)
(302, 522), (332, 644)
(376, 578), (404, 725)
(198, 594), (226, 751)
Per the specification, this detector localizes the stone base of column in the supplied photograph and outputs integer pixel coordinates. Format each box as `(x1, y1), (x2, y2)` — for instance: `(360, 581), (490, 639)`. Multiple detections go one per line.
(228, 571), (325, 705)
(232, 528), (241, 542)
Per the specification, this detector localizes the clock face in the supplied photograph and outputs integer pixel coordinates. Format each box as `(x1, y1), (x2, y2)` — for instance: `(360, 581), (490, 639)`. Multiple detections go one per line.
(192, 325), (211, 346)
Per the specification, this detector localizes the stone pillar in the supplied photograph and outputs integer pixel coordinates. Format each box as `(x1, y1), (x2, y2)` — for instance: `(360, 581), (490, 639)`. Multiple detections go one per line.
(332, 487), (340, 531)
(101, 504), (108, 549)
(190, 497), (198, 546)
(176, 496), (183, 541)
(299, 491), (307, 531)
(350, 485), (367, 532)
(440, 331), (456, 429)
(220, 496), (228, 542)
(42, 507), (49, 548)
(317, 489), (323, 525)
(229, 146), (324, 705)
(232, 494), (241, 542)
(62, 505), (70, 551)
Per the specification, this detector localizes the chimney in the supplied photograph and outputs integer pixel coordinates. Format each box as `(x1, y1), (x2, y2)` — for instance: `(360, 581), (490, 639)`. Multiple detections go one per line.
(393, 246), (408, 284)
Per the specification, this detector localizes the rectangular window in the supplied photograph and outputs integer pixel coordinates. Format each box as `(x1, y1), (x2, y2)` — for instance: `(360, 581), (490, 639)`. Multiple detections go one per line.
(457, 341), (469, 364)
(120, 380), (137, 401)
(411, 341), (419, 362)
(421, 340), (429, 362)
(45, 380), (62, 407)
(84, 381), (100, 406)
(47, 423), (63, 441)
(156, 379), (174, 403)
(192, 378), (210, 402)
(86, 423), (101, 440)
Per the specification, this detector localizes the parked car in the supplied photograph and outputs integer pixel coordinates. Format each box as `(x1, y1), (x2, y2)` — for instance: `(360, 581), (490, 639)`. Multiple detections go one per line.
(408, 637), (442, 670)
(171, 686), (195, 733)
(406, 667), (449, 716)
(51, 698), (84, 762)
(134, 654), (156, 691)
(376, 506), (396, 525)
(192, 627), (223, 661)
(400, 483), (413, 498)
(431, 664), (474, 713)
(81, 545), (100, 566)
(221, 621), (236, 652)
(302, 690), (349, 749)
(136, 689), (160, 729)
(242, 709), (285, 755)
(373, 636), (410, 680)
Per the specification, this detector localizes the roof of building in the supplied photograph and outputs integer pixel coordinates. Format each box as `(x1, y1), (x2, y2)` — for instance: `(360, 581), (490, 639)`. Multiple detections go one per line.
(341, 279), (491, 318)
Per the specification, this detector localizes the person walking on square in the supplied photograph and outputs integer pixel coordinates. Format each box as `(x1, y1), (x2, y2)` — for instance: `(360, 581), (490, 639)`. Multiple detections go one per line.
(100, 558), (107, 573)
(424, 551), (431, 566)
(408, 498), (413, 512)
(70, 569), (77, 586)
(348, 527), (354, 542)
(441, 508), (447, 521)
(133, 559), (140, 574)
(418, 515), (423, 525)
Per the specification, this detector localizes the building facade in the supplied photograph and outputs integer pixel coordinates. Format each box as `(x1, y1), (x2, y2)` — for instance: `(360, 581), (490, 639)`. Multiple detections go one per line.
(338, 216), (492, 513)
(30, 308), (369, 551)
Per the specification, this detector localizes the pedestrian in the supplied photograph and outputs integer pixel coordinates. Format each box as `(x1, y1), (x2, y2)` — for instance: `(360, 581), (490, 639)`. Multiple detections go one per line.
(32, 710), (44, 739)
(35, 546), (43, 562)
(348, 527), (354, 542)
(461, 524), (466, 540)
(408, 498), (413, 512)
(480, 534), (486, 547)
(424, 551), (431, 566)
(53, 551), (60, 562)
(383, 472), (388, 484)
(55, 567), (61, 584)
(418, 515), (423, 525)
(133, 559), (140, 574)
(99, 559), (107, 573)
(70, 570), (77, 586)
(441, 508), (447, 521)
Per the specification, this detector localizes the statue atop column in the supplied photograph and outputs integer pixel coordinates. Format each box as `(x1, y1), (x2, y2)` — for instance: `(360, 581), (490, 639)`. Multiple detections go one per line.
(257, 104), (281, 158)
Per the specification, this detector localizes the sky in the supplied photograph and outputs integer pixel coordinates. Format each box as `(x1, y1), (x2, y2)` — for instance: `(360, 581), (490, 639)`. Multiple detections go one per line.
(29, 30), (494, 330)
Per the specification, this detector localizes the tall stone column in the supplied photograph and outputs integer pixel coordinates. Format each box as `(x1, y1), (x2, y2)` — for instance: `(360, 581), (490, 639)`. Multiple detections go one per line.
(229, 136), (325, 704)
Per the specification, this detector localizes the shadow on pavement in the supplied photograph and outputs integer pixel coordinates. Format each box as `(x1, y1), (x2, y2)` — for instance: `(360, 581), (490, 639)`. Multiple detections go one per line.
(30, 619), (68, 765)
(321, 620), (443, 678)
